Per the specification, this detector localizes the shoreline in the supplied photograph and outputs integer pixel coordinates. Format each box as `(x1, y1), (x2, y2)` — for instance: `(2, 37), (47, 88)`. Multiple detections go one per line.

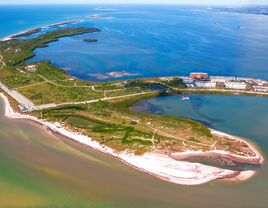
(0, 19), (83, 42)
(0, 92), (263, 186)
(170, 130), (264, 165)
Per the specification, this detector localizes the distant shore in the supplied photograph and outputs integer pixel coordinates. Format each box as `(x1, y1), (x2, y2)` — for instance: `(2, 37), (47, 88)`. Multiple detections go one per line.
(0, 19), (83, 42)
(0, 92), (263, 186)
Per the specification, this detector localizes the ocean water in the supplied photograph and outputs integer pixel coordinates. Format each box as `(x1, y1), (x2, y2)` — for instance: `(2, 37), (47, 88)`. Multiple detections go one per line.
(1, 5), (268, 208)
(0, 5), (99, 38)
(27, 6), (268, 81)
(1, 5), (267, 81)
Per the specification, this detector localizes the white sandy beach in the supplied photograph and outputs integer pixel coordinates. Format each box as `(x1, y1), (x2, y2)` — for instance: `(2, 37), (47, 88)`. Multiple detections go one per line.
(0, 93), (263, 185)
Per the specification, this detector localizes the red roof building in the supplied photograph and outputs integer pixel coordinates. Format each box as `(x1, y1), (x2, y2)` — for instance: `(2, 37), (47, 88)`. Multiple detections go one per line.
(190, 73), (209, 80)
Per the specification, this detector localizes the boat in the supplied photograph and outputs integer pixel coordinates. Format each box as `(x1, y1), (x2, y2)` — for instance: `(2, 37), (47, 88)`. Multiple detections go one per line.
(181, 96), (190, 101)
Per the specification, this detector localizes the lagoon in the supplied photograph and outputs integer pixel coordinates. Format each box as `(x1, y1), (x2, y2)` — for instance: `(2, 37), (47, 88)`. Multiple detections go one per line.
(131, 95), (268, 156)
(22, 5), (268, 81)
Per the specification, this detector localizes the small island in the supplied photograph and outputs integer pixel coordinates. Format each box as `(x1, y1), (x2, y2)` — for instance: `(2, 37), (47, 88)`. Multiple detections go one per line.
(83, 38), (98, 43)
(0, 25), (265, 185)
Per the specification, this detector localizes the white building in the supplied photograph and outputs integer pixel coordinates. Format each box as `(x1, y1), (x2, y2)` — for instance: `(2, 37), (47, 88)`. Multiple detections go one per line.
(25, 64), (37, 72)
(252, 85), (268, 92)
(225, 82), (247, 90)
(236, 77), (256, 82)
(195, 81), (216, 88)
(182, 77), (195, 84)
(210, 76), (236, 83)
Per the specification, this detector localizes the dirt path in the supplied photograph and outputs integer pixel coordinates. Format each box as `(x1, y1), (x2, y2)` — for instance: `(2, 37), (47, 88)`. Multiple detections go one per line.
(38, 75), (81, 88)
(112, 112), (212, 148)
(0, 54), (6, 68)
(54, 92), (150, 107)
(15, 81), (48, 90)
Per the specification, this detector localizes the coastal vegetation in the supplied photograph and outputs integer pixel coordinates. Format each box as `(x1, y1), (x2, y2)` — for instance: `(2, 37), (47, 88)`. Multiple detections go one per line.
(30, 91), (255, 157)
(0, 27), (258, 157)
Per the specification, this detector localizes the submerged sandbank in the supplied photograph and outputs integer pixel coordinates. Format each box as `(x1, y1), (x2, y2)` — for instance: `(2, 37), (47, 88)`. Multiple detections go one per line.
(0, 93), (263, 185)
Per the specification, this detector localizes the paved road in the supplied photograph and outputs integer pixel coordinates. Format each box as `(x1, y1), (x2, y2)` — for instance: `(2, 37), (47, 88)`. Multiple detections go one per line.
(0, 82), (36, 112)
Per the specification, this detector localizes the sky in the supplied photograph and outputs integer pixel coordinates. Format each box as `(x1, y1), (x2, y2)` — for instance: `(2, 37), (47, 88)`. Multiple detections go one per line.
(0, 0), (267, 4)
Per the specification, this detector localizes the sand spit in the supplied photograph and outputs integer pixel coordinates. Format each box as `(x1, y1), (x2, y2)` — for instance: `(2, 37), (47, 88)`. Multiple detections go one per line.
(0, 93), (263, 185)
(0, 20), (82, 42)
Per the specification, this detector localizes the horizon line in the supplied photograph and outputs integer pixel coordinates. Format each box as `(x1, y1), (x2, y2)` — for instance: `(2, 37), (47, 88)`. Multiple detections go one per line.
(0, 3), (268, 5)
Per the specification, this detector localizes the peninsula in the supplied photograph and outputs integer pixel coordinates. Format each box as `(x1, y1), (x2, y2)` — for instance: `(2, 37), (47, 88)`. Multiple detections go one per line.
(0, 26), (264, 185)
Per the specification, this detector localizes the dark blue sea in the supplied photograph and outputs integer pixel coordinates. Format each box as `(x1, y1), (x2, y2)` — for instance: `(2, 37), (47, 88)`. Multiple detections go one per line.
(1, 5), (268, 81)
